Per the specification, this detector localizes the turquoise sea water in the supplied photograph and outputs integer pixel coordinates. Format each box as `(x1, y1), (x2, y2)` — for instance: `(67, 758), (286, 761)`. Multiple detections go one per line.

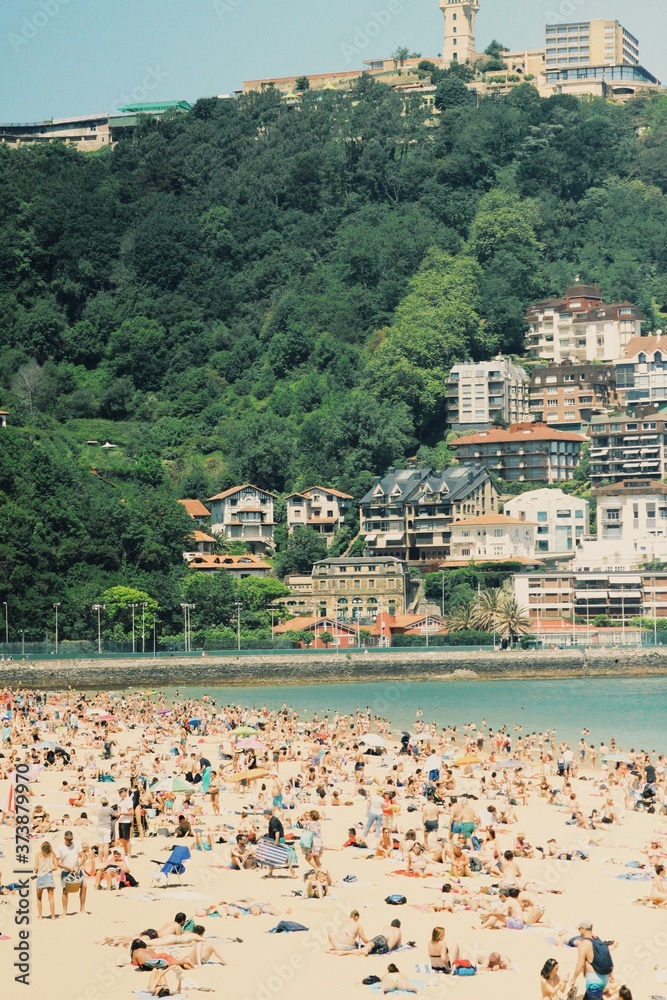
(155, 677), (667, 754)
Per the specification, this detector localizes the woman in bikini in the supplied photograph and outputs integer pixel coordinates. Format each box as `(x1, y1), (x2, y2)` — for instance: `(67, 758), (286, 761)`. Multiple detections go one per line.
(651, 864), (667, 907)
(381, 964), (418, 994)
(427, 926), (460, 973)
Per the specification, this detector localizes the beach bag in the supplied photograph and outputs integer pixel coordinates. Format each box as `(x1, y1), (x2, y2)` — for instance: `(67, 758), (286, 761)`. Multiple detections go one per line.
(591, 939), (613, 976)
(362, 976), (381, 985)
(299, 830), (314, 851)
(385, 894), (406, 905)
(254, 839), (290, 868)
(453, 960), (476, 977)
(469, 856), (483, 872)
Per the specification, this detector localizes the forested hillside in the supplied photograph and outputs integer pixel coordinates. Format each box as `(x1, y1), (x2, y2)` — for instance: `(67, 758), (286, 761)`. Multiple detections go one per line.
(2, 76), (667, 638)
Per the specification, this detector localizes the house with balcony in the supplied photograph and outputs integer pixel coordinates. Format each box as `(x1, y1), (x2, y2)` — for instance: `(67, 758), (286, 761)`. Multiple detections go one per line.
(445, 356), (530, 430)
(185, 553), (273, 577)
(572, 479), (667, 571)
(504, 488), (589, 561)
(588, 405), (667, 485)
(525, 284), (643, 363)
(359, 466), (499, 563)
(450, 423), (586, 483)
(448, 513), (537, 564)
(512, 570), (649, 624)
(529, 360), (616, 429)
(285, 486), (353, 545)
(206, 484), (276, 554)
(615, 335), (667, 406)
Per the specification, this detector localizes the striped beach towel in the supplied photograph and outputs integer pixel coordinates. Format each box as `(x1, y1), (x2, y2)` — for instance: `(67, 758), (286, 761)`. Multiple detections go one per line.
(254, 839), (291, 868)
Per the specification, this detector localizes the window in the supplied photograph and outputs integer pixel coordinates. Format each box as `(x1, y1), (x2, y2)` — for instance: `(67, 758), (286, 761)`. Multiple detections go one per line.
(563, 374), (575, 382)
(537, 512), (548, 522)
(575, 510), (583, 519)
(461, 548), (471, 557)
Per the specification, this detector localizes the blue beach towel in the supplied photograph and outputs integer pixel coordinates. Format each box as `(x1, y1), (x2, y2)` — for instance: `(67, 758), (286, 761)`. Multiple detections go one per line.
(268, 920), (308, 933)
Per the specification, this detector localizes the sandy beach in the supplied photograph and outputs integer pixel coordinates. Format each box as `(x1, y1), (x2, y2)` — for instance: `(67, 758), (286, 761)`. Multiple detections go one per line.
(1, 692), (666, 1000)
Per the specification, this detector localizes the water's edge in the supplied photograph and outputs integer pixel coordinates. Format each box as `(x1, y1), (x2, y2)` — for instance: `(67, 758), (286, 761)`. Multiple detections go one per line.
(4, 647), (667, 690)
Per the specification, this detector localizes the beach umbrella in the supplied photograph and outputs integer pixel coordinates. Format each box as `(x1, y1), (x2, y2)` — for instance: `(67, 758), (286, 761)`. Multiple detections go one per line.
(602, 753), (632, 764)
(157, 708), (171, 715)
(452, 754), (481, 766)
(0, 783), (16, 815)
(36, 741), (62, 750)
(96, 714), (116, 722)
(413, 733), (436, 742)
(150, 776), (196, 793)
(226, 768), (271, 784)
(230, 726), (258, 737)
(361, 734), (388, 748)
(237, 737), (266, 750)
(496, 760), (524, 769)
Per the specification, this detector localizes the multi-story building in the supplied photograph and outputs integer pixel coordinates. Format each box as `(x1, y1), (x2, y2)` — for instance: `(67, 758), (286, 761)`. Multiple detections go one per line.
(512, 570), (667, 624)
(185, 553), (273, 578)
(178, 499), (212, 526)
(615, 335), (667, 406)
(589, 406), (667, 485)
(450, 423), (586, 483)
(285, 486), (354, 545)
(545, 20), (639, 73)
(206, 484), (276, 554)
(312, 557), (411, 621)
(183, 530), (216, 562)
(529, 361), (616, 429)
(572, 480), (667, 571)
(448, 514), (536, 563)
(446, 356), (529, 430)
(525, 284), (643, 364)
(359, 466), (499, 563)
(440, 0), (480, 65)
(0, 409), (9, 428)
(504, 488), (589, 560)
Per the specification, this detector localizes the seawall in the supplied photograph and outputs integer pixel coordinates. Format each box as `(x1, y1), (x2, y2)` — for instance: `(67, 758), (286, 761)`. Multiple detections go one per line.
(3, 646), (667, 690)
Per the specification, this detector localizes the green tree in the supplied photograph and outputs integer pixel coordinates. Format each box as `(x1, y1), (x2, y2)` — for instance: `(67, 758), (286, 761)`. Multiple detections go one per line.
(98, 586), (158, 634)
(273, 527), (327, 579)
(319, 630), (334, 648)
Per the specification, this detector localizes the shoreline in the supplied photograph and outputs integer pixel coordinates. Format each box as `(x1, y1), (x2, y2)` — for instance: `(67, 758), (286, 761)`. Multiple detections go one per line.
(4, 646), (667, 689)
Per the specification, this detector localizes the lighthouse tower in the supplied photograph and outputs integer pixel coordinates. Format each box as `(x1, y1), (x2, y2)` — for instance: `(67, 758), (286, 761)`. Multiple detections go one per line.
(439, 0), (480, 66)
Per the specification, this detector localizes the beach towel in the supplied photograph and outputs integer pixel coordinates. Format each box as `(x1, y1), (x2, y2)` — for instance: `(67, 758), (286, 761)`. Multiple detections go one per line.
(133, 993), (186, 1000)
(613, 871), (653, 881)
(267, 920), (308, 933)
(368, 979), (424, 994)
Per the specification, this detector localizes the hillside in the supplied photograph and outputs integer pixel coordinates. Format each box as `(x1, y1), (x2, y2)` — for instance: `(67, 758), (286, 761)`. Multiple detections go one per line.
(2, 76), (667, 638)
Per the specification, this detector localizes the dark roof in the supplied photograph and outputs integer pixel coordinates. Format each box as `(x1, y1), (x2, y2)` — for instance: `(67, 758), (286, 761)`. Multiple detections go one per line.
(359, 466), (497, 507)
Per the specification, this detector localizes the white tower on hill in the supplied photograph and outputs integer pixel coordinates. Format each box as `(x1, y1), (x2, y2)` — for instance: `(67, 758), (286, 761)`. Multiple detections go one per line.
(439, 0), (480, 66)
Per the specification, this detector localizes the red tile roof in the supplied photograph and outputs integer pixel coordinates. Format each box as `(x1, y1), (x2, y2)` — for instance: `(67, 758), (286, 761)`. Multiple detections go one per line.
(179, 499), (211, 517)
(450, 422), (586, 446)
(453, 514), (536, 527)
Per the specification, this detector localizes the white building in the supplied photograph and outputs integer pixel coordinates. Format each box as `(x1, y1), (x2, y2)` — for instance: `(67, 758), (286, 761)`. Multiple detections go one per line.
(445, 356), (530, 429)
(525, 284), (643, 364)
(615, 334), (667, 406)
(285, 486), (353, 546)
(573, 479), (667, 571)
(206, 484), (276, 554)
(440, 0), (479, 66)
(504, 488), (588, 560)
(448, 513), (536, 563)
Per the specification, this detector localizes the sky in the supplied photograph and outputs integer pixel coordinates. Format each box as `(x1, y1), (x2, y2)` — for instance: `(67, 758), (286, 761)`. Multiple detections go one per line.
(0, 0), (665, 122)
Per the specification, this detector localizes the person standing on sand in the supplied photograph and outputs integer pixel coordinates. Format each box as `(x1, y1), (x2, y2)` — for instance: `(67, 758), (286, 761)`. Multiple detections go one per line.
(55, 830), (86, 915)
(572, 921), (615, 1000)
(117, 787), (134, 857)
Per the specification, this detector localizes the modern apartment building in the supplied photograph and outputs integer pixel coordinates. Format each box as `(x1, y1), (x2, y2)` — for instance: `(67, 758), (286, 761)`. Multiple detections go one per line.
(448, 514), (536, 563)
(359, 466), (499, 563)
(512, 570), (667, 623)
(572, 480), (667, 571)
(525, 285), (643, 364)
(545, 20), (639, 72)
(504, 488), (589, 559)
(440, 0), (480, 65)
(529, 361), (616, 428)
(285, 486), (353, 545)
(450, 423), (586, 483)
(445, 356), (530, 430)
(615, 335), (667, 406)
(589, 406), (667, 486)
(206, 484), (276, 554)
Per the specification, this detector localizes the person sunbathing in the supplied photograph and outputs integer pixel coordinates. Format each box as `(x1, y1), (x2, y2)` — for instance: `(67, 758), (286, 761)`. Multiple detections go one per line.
(381, 963), (418, 994)
(651, 864), (667, 907)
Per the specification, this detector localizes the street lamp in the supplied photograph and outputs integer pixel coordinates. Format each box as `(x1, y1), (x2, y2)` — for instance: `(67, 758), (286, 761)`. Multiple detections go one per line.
(53, 603), (61, 655)
(21, 629), (25, 659)
(153, 615), (158, 658)
(141, 602), (148, 654)
(2, 602), (7, 647)
(92, 604), (106, 655)
(235, 602), (242, 651)
(440, 571), (445, 618)
(267, 605), (279, 642)
(180, 603), (195, 652)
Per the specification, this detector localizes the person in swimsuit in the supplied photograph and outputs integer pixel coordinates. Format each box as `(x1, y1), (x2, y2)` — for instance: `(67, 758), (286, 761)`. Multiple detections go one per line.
(573, 921), (615, 1000)
(381, 964), (417, 994)
(540, 958), (572, 998)
(360, 920), (402, 956)
(651, 864), (667, 907)
(327, 910), (368, 954)
(428, 926), (459, 973)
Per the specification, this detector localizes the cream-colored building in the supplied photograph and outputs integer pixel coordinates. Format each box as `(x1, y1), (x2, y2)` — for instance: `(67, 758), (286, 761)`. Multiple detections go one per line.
(504, 488), (588, 560)
(545, 20), (638, 73)
(446, 356), (530, 430)
(440, 0), (479, 66)
(206, 484), (276, 554)
(449, 514), (536, 563)
(285, 486), (353, 546)
(311, 557), (411, 621)
(573, 480), (667, 572)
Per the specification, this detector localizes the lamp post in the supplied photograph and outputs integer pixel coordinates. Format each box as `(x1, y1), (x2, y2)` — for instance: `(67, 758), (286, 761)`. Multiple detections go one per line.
(130, 603), (138, 654)
(141, 602), (147, 654)
(267, 605), (278, 642)
(235, 602), (242, 652)
(2, 602), (7, 647)
(180, 603), (195, 652)
(92, 604), (106, 655)
(53, 603), (60, 655)
(153, 615), (158, 658)
(21, 629), (25, 659)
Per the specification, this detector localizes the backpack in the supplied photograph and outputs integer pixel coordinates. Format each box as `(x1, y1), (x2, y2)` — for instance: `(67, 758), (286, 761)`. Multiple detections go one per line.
(453, 960), (476, 976)
(469, 856), (483, 872)
(591, 939), (613, 976)
(385, 894), (407, 905)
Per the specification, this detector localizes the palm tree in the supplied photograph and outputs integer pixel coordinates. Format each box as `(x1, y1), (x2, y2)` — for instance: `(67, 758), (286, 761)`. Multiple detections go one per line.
(446, 601), (476, 633)
(493, 594), (533, 645)
(470, 588), (504, 633)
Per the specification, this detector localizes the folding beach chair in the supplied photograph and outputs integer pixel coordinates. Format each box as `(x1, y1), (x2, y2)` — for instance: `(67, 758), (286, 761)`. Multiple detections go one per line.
(151, 845), (191, 886)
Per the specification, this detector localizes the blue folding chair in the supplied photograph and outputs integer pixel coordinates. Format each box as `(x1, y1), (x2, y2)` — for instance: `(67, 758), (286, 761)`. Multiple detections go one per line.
(151, 845), (191, 886)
